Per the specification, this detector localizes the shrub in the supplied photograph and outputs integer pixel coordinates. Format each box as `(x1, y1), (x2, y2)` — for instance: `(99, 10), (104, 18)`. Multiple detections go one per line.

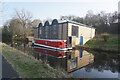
(100, 33), (110, 42)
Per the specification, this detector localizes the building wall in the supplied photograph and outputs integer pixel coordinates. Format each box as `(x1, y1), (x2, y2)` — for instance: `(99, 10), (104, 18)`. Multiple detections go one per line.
(68, 23), (95, 45)
(79, 26), (95, 44)
(41, 26), (45, 39)
(58, 24), (62, 39)
(68, 23), (80, 45)
(38, 23), (68, 40)
(62, 23), (68, 40)
(35, 20), (95, 45)
(39, 27), (42, 38)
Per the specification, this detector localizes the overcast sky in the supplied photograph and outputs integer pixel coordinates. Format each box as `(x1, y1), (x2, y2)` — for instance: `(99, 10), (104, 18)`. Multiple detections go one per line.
(0, 0), (119, 25)
(118, 1), (120, 13)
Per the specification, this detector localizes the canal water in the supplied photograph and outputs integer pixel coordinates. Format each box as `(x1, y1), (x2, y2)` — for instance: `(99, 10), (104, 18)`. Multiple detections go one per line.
(6, 41), (120, 79)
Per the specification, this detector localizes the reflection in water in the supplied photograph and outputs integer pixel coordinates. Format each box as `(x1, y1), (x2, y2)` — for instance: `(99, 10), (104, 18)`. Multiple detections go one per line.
(32, 47), (94, 73)
(7, 41), (120, 78)
(31, 47), (67, 69)
(71, 51), (120, 78)
(33, 47), (67, 58)
(67, 50), (94, 72)
(85, 52), (120, 73)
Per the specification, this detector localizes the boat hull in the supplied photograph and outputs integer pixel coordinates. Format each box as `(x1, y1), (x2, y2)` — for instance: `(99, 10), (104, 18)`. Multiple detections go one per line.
(33, 39), (71, 51)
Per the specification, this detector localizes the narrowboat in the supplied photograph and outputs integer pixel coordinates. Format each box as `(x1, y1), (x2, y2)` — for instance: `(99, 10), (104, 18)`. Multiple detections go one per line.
(32, 38), (72, 51)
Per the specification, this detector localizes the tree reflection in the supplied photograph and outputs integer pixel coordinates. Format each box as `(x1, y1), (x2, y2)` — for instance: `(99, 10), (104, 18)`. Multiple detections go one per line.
(85, 51), (120, 73)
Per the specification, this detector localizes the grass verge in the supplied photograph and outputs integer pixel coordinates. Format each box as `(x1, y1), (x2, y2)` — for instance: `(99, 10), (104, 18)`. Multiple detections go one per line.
(83, 34), (119, 52)
(1, 42), (72, 78)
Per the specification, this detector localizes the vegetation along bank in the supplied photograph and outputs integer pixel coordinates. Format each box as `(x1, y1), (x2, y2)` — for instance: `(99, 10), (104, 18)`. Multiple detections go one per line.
(1, 42), (72, 78)
(76, 34), (120, 53)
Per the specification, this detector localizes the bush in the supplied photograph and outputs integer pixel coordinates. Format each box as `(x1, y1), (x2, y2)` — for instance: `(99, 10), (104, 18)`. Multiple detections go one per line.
(100, 33), (110, 42)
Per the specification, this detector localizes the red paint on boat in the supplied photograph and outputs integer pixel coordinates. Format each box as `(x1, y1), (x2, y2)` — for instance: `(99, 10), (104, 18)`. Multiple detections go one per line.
(34, 39), (68, 50)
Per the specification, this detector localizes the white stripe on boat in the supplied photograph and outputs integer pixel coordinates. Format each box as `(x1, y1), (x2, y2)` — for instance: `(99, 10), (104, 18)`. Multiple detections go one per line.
(33, 42), (70, 51)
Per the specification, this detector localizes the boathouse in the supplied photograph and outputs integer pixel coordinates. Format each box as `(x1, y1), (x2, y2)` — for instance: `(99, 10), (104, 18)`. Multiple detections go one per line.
(34, 19), (95, 47)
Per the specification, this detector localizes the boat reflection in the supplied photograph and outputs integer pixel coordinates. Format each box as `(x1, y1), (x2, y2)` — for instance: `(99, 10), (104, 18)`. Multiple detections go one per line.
(32, 47), (94, 73)
(32, 47), (67, 69)
(33, 47), (67, 58)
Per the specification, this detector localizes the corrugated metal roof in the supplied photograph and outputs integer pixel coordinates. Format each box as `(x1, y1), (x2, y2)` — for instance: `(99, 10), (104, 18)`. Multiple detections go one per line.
(58, 19), (95, 29)
(37, 19), (95, 29)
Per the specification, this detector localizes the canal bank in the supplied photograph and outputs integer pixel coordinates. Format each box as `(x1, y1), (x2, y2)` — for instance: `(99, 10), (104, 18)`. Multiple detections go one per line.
(1, 41), (120, 79)
(1, 42), (72, 78)
(76, 34), (120, 53)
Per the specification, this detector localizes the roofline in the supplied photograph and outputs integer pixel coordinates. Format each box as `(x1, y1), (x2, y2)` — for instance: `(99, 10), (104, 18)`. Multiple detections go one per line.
(65, 20), (95, 29)
(36, 19), (96, 29)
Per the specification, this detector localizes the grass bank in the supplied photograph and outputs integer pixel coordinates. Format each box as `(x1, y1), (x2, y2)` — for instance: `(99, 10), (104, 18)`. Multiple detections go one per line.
(1, 42), (72, 78)
(76, 34), (119, 53)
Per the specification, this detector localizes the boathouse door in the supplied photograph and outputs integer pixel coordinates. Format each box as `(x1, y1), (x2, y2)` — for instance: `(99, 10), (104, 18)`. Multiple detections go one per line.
(80, 36), (83, 45)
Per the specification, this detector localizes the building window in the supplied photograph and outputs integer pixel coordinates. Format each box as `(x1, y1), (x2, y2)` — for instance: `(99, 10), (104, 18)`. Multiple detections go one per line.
(45, 35), (48, 38)
(40, 30), (41, 34)
(72, 25), (78, 37)
(45, 26), (49, 38)
(39, 27), (41, 34)
(53, 25), (57, 39)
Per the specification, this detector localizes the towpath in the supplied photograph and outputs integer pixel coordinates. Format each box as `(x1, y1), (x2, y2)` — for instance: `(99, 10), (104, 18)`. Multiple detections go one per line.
(2, 56), (19, 78)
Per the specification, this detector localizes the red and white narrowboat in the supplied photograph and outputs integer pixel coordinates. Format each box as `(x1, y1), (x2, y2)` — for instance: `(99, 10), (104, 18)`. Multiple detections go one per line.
(32, 38), (71, 51)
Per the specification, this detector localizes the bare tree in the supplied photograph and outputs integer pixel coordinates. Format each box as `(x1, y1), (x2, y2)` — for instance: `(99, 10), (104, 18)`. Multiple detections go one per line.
(32, 19), (41, 27)
(14, 9), (33, 37)
(8, 19), (24, 37)
(60, 15), (75, 20)
(14, 9), (32, 28)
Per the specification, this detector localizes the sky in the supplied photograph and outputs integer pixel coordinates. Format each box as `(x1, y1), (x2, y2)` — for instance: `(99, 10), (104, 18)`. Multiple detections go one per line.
(0, 0), (119, 26)
(118, 1), (120, 13)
